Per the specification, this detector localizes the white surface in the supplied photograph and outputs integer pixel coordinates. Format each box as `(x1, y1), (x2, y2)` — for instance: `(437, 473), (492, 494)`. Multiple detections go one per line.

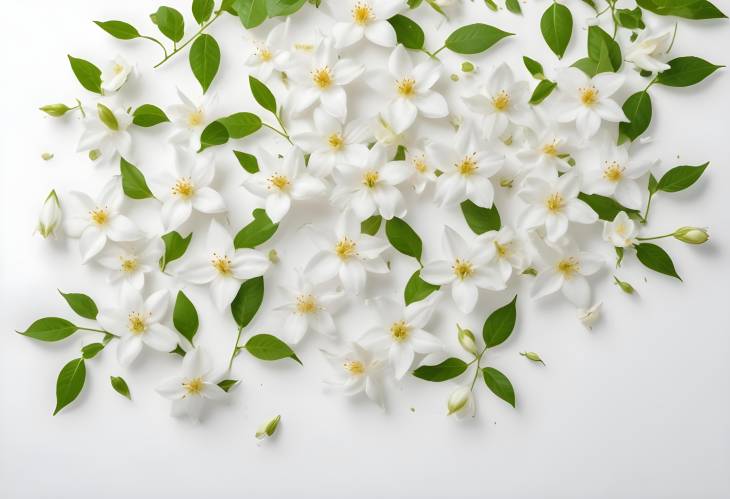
(1, 1), (729, 498)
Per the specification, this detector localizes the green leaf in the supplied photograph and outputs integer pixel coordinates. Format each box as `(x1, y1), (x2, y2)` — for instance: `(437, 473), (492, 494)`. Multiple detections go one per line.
(577, 192), (639, 221)
(361, 215), (382, 235)
(413, 358), (468, 382)
(648, 173), (659, 195)
(444, 23), (513, 54)
(385, 217), (422, 261)
(249, 75), (277, 114)
(59, 291), (98, 320)
(97, 103), (119, 130)
(460, 200), (501, 234)
(153, 6), (185, 42)
(132, 104), (170, 127)
(120, 157), (154, 200)
(482, 296), (517, 348)
(506, 0), (522, 15)
(67, 55), (102, 94)
(529, 79), (557, 105)
(173, 291), (199, 344)
(110, 376), (132, 400)
(616, 7), (645, 29)
(234, 208), (279, 248)
(234, 150), (260, 173)
(160, 231), (193, 271)
(81, 343), (104, 359)
(635, 243), (681, 280)
(540, 3), (572, 59)
(482, 367), (516, 407)
(19, 318), (78, 342)
(192, 0), (215, 23)
(656, 56), (723, 87)
(231, 276), (265, 329)
(636, 0), (726, 20)
(266, 0), (307, 16)
(54, 358), (86, 415)
(573, 40), (614, 76)
(235, 0), (268, 28)
(190, 34), (220, 93)
(523, 56), (545, 79)
(408, 0), (423, 6)
(198, 121), (230, 151)
(217, 379), (239, 392)
(218, 112), (263, 138)
(387, 15), (425, 50)
(244, 334), (301, 364)
(94, 20), (140, 39)
(656, 163), (708, 192)
(618, 91), (652, 144)
(587, 26), (622, 72)
(404, 270), (440, 305)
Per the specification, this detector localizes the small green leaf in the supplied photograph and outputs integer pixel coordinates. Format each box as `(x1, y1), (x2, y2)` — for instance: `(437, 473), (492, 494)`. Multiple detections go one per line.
(619, 91), (652, 144)
(577, 193), (639, 221)
(68, 55), (102, 94)
(120, 157), (154, 200)
(231, 276), (265, 329)
(636, 0), (726, 20)
(388, 14), (425, 50)
(97, 103), (119, 131)
(94, 20), (140, 39)
(249, 75), (277, 114)
(460, 200), (501, 234)
(218, 112), (263, 138)
(132, 104), (169, 127)
(540, 3), (573, 59)
(153, 6), (185, 42)
(19, 318), (78, 342)
(234, 150), (260, 173)
(385, 217), (422, 261)
(160, 231), (193, 271)
(573, 41), (614, 77)
(217, 379), (239, 392)
(59, 291), (98, 320)
(587, 26), (622, 72)
(529, 79), (557, 105)
(506, 0), (522, 15)
(81, 343), (105, 359)
(648, 173), (659, 195)
(110, 376), (132, 400)
(616, 7), (645, 29)
(361, 215), (382, 235)
(54, 358), (86, 415)
(266, 0), (307, 16)
(482, 367), (516, 407)
(198, 121), (230, 151)
(173, 291), (199, 344)
(190, 34), (221, 93)
(234, 208), (279, 249)
(656, 163), (708, 192)
(404, 270), (440, 305)
(192, 0), (215, 23)
(656, 57), (723, 87)
(635, 243), (681, 280)
(523, 56), (545, 79)
(244, 334), (301, 364)
(444, 23), (513, 54)
(413, 358), (468, 382)
(235, 0), (268, 28)
(482, 296), (517, 348)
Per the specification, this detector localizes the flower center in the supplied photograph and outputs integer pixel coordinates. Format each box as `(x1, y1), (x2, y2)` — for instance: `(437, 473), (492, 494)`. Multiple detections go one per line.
(453, 258), (474, 280)
(120, 257), (138, 273)
(172, 177), (195, 199)
(296, 294), (317, 314)
(457, 154), (478, 176)
(328, 133), (344, 151)
(542, 141), (559, 157)
(113, 63), (125, 75)
(362, 170), (380, 189)
(211, 253), (232, 276)
(127, 312), (147, 335)
(390, 320), (410, 342)
(268, 174), (290, 191)
(580, 86), (599, 106)
(602, 161), (624, 182)
(396, 78), (416, 97)
(335, 237), (357, 260)
(492, 90), (510, 111)
(89, 207), (109, 226)
(344, 360), (365, 375)
(259, 48), (272, 62)
(312, 67), (333, 89)
(545, 193), (564, 213)
(183, 377), (204, 396)
(352, 3), (374, 25)
(614, 223), (627, 237)
(188, 109), (204, 127)
(412, 155), (428, 173)
(494, 241), (510, 258)
(557, 257), (580, 278)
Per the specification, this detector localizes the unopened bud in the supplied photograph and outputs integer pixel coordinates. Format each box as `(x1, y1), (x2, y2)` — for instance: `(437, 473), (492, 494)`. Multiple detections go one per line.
(461, 61), (475, 73)
(447, 386), (473, 416)
(40, 103), (71, 117)
(41, 152), (54, 161)
(673, 227), (709, 245)
(97, 103), (119, 131)
(255, 414), (281, 439)
(613, 276), (634, 294)
(37, 190), (62, 238)
(457, 324), (478, 355)
(520, 351), (545, 365)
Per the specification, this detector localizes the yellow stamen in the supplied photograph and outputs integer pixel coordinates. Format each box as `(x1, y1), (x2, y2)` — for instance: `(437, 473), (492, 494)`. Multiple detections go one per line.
(495, 241), (509, 258)
(362, 170), (380, 189)
(172, 177), (195, 199)
(120, 258), (138, 273)
(557, 257), (580, 278)
(113, 63), (124, 75)
(183, 377), (204, 395)
(188, 110), (204, 127)
(396, 78), (416, 97)
(259, 48), (272, 62)
(492, 90), (510, 111)
(335, 237), (357, 260)
(541, 141), (559, 157)
(296, 294), (317, 314)
(580, 86), (599, 106)
(412, 156), (428, 173)
(328, 133), (344, 151)
(545, 193), (564, 213)
(457, 154), (478, 176)
(268, 174), (290, 191)
(352, 3), (374, 25)
(90, 208), (108, 226)
(390, 320), (410, 342)
(344, 360), (365, 375)
(211, 253), (232, 276)
(312, 67), (333, 89)
(453, 258), (474, 280)
(127, 312), (147, 335)
(602, 161), (624, 182)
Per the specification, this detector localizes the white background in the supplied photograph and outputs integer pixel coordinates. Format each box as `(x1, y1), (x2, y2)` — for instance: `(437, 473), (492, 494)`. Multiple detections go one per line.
(1, 1), (729, 498)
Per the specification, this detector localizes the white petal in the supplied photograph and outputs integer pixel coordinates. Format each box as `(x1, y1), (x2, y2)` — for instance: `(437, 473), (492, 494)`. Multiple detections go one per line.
(117, 336), (143, 366)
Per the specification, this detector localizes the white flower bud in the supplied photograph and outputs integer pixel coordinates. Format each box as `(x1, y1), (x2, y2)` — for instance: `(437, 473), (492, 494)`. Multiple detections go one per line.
(255, 414), (281, 439)
(577, 303), (601, 330)
(447, 386), (473, 417)
(37, 190), (62, 238)
(673, 227), (709, 245)
(457, 324), (478, 356)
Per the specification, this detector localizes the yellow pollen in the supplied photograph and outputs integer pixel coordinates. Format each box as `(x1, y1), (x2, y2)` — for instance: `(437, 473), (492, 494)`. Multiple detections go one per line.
(113, 63), (124, 75)
(328, 133), (344, 151)
(362, 170), (380, 188)
(396, 78), (416, 97)
(127, 312), (147, 335)
(495, 241), (509, 258)
(453, 258), (474, 280)
(390, 320), (410, 342)
(352, 3), (374, 25)
(580, 86), (599, 106)
(183, 377), (204, 395)
(557, 257), (580, 278)
(542, 141), (559, 157)
(259, 48), (272, 62)
(545, 193), (564, 213)
(412, 156), (428, 173)
(492, 90), (510, 111)
(211, 253), (232, 275)
(296, 294), (317, 314)
(335, 237), (357, 260)
(457, 154), (478, 176)
(89, 208), (108, 226)
(120, 258), (138, 273)
(614, 223), (627, 237)
(602, 161), (624, 182)
(312, 67), (333, 89)
(344, 360), (365, 375)
(172, 177), (195, 199)
(268, 174), (290, 191)
(188, 109), (204, 127)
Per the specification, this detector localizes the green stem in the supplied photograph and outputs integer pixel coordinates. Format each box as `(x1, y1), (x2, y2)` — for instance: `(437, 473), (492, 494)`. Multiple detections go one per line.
(469, 346), (488, 390)
(667, 23), (679, 54)
(431, 45), (446, 57)
(78, 327), (119, 338)
(636, 232), (675, 241)
(262, 122), (293, 144)
(227, 326), (244, 371)
(140, 35), (169, 59)
(153, 11), (222, 68)
(641, 191), (654, 224)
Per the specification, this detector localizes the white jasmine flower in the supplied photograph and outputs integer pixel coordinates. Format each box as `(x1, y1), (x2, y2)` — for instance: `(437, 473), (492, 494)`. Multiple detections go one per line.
(177, 220), (271, 311)
(421, 226), (505, 314)
(515, 127), (572, 178)
(603, 211), (639, 248)
(431, 122), (504, 208)
(37, 189), (62, 238)
(359, 296), (442, 379)
(288, 38), (364, 121)
(331, 144), (410, 220)
(97, 285), (178, 366)
(167, 89), (217, 150)
(447, 385), (475, 419)
(156, 347), (227, 422)
(276, 271), (345, 344)
(96, 239), (161, 289)
(65, 177), (142, 262)
(77, 103), (132, 162)
(367, 44), (448, 133)
(625, 31), (673, 73)
(330, 0), (407, 48)
(404, 146), (438, 194)
(290, 108), (371, 177)
(245, 19), (291, 81)
(305, 211), (389, 294)
(322, 343), (385, 407)
(151, 149), (226, 231)
(479, 227), (530, 281)
(242, 146), (328, 223)
(531, 239), (603, 308)
(462, 63), (532, 139)
(100, 55), (133, 93)
(555, 68), (628, 140)
(577, 302), (602, 329)
(584, 146), (651, 210)
(518, 171), (598, 242)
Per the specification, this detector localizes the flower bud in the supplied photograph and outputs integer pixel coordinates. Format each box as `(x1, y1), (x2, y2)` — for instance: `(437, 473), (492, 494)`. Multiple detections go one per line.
(457, 324), (478, 356)
(520, 352), (545, 365)
(89, 149), (102, 161)
(673, 227), (709, 245)
(268, 249), (279, 264)
(255, 414), (281, 439)
(461, 61), (475, 73)
(41, 152), (54, 161)
(613, 276), (634, 294)
(37, 190), (62, 238)
(40, 103), (71, 117)
(447, 386), (473, 417)
(97, 103), (119, 131)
